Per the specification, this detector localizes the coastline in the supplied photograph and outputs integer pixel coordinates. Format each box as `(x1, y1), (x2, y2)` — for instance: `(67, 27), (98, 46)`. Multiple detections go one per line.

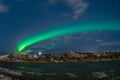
(0, 52), (120, 64)
(1, 58), (120, 64)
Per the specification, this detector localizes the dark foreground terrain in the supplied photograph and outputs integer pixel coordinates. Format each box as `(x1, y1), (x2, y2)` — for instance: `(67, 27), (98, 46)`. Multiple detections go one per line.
(1, 71), (120, 80)
(0, 60), (120, 80)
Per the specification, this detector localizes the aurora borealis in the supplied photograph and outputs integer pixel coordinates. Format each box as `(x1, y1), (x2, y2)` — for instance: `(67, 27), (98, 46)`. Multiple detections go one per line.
(16, 20), (120, 52)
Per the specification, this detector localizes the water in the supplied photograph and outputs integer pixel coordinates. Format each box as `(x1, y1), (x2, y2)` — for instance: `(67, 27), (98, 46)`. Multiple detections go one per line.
(0, 60), (120, 74)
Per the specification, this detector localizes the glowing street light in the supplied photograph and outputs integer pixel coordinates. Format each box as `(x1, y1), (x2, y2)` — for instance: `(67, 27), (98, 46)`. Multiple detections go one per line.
(38, 52), (42, 55)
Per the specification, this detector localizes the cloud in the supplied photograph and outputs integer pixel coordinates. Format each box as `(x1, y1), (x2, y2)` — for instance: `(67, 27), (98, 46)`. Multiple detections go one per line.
(50, 35), (82, 41)
(47, 0), (89, 19)
(64, 0), (89, 19)
(101, 42), (120, 46)
(51, 32), (103, 42)
(96, 39), (102, 42)
(0, 1), (9, 13)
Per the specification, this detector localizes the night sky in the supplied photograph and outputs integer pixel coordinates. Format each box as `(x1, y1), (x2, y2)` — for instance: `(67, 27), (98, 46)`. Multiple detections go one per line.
(0, 0), (120, 54)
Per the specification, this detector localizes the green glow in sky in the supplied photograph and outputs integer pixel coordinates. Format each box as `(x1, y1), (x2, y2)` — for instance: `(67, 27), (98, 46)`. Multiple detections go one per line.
(16, 20), (120, 52)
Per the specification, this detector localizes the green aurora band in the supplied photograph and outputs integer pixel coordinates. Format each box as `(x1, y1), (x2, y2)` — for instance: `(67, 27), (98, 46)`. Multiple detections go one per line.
(16, 20), (120, 52)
